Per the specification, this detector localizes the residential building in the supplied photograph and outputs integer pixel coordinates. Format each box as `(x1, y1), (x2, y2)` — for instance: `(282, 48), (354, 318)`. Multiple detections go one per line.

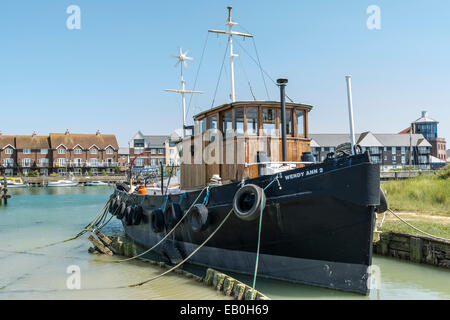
(0, 132), (16, 176)
(0, 130), (119, 176)
(129, 132), (168, 168)
(118, 147), (130, 171)
(310, 132), (432, 171)
(400, 111), (446, 162)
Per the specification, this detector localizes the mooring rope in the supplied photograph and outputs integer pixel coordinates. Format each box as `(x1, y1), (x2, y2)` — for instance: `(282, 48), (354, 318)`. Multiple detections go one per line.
(126, 207), (234, 288)
(250, 192), (264, 300)
(387, 208), (450, 242)
(113, 187), (208, 263)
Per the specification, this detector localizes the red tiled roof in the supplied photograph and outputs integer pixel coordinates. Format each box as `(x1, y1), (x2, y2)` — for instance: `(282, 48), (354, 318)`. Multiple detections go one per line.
(15, 136), (50, 149)
(0, 136), (16, 149)
(49, 133), (119, 150)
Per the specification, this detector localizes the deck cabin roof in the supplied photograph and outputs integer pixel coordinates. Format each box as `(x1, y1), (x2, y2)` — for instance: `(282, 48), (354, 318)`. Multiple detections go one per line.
(193, 100), (313, 120)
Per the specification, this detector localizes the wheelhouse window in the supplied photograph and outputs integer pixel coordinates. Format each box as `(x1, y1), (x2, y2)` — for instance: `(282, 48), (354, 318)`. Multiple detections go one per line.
(262, 108), (276, 135)
(295, 109), (305, 137)
(222, 111), (233, 137)
(247, 107), (258, 136)
(234, 107), (245, 136)
(208, 115), (218, 142)
(282, 109), (292, 136)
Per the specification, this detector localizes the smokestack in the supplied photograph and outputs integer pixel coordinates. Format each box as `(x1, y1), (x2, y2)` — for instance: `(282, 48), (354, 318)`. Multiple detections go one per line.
(421, 111), (428, 118)
(277, 78), (288, 162)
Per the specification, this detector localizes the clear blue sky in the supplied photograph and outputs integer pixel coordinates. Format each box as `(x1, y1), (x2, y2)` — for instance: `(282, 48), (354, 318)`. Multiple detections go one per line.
(1, 0), (449, 146)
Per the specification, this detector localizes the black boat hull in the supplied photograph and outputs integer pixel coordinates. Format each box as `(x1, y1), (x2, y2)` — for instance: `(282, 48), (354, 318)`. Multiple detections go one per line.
(114, 153), (379, 295)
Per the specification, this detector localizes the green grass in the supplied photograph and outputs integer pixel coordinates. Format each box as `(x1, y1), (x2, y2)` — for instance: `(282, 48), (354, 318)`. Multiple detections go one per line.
(380, 220), (450, 239)
(382, 165), (450, 216)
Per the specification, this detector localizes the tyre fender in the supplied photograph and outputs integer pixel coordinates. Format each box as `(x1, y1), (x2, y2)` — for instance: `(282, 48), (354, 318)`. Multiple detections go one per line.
(189, 204), (210, 232)
(376, 189), (388, 213)
(116, 202), (127, 220)
(132, 205), (143, 225)
(150, 209), (165, 233)
(232, 184), (266, 221)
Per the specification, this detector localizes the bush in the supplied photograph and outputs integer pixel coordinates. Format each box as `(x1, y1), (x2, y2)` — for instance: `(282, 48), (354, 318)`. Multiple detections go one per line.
(114, 167), (121, 174)
(101, 170), (107, 176)
(437, 164), (450, 180)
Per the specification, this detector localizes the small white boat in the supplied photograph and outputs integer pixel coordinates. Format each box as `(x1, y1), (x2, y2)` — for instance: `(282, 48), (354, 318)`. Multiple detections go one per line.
(0, 177), (28, 188)
(85, 181), (109, 186)
(47, 180), (79, 187)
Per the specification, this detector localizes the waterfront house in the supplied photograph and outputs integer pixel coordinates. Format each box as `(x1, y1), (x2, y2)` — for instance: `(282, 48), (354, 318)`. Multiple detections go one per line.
(310, 132), (432, 171)
(129, 132), (168, 168)
(0, 132), (16, 176)
(118, 147), (130, 171)
(49, 130), (119, 175)
(15, 132), (51, 176)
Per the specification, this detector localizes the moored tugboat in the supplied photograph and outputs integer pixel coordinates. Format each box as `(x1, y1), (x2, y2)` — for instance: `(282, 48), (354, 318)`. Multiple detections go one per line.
(108, 7), (385, 295)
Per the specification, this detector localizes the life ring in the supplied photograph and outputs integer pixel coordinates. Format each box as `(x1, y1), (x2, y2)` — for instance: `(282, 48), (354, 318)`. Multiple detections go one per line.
(189, 204), (210, 232)
(132, 205), (144, 225)
(232, 184), (266, 221)
(150, 209), (165, 233)
(116, 202), (127, 220)
(164, 203), (183, 229)
(376, 189), (388, 213)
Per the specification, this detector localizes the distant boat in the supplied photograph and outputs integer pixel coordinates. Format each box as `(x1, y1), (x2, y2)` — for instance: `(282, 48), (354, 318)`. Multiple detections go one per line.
(47, 180), (78, 187)
(0, 177), (28, 188)
(86, 181), (109, 186)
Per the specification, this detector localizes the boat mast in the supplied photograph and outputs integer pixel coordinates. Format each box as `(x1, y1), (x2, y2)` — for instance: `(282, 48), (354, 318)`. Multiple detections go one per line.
(345, 75), (356, 155)
(165, 48), (203, 137)
(209, 6), (253, 102)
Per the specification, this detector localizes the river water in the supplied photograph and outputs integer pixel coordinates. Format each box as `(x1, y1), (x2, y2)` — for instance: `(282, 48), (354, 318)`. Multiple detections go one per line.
(0, 187), (448, 300)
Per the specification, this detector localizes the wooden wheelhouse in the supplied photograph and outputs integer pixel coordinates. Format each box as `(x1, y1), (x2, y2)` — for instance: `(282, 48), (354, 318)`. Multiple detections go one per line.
(180, 101), (313, 190)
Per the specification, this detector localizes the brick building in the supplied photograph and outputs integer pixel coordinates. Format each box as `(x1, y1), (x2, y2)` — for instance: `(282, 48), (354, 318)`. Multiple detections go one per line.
(310, 132), (432, 171)
(0, 130), (119, 176)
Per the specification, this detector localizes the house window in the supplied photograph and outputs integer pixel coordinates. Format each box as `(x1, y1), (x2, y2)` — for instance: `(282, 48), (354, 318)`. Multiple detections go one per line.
(23, 148), (31, 154)
(74, 158), (83, 166)
(4, 148), (13, 155)
(392, 156), (396, 162)
(158, 148), (164, 155)
(151, 159), (157, 166)
(22, 159), (32, 167)
(40, 169), (48, 176)
(170, 149), (174, 155)
(90, 148), (98, 154)
(106, 148), (114, 154)
(90, 159), (99, 166)
(74, 148), (83, 154)
(57, 158), (66, 166)
(58, 148), (66, 154)
(39, 158), (49, 167)
(41, 149), (48, 154)
(401, 147), (406, 154)
(151, 149), (156, 155)
(401, 156), (406, 164)
(135, 159), (144, 167)
(392, 147), (397, 154)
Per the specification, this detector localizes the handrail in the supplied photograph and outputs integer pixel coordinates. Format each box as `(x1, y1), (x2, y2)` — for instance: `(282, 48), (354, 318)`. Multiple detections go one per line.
(244, 161), (314, 168)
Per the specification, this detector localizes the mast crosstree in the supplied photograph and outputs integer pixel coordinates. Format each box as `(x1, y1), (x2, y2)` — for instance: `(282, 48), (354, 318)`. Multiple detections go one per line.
(165, 48), (203, 137)
(209, 6), (253, 102)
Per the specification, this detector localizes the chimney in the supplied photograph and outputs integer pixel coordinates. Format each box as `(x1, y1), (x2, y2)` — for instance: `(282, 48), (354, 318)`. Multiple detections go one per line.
(277, 78), (288, 162)
(32, 131), (37, 137)
(65, 129), (70, 135)
(96, 130), (101, 136)
(422, 111), (428, 118)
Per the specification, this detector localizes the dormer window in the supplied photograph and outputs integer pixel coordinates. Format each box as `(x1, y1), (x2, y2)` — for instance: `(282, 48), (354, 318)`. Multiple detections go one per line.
(91, 148), (98, 155)
(58, 148), (66, 154)
(74, 148), (83, 154)
(5, 148), (13, 155)
(23, 148), (31, 154)
(106, 148), (113, 154)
